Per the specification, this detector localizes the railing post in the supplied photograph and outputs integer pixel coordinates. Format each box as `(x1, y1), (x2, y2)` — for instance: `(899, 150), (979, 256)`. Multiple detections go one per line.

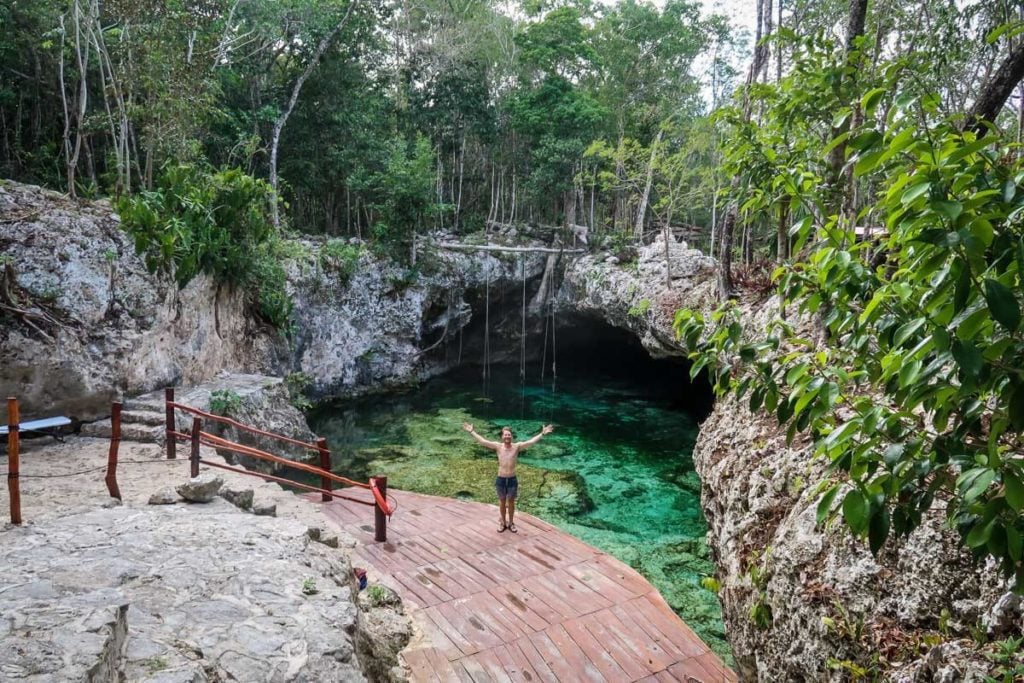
(372, 475), (387, 542)
(105, 402), (122, 500)
(190, 417), (202, 478)
(7, 397), (21, 525)
(317, 437), (331, 502)
(165, 387), (176, 460)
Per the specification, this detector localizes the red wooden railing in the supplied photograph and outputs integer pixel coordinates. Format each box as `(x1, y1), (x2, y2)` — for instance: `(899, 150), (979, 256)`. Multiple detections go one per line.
(165, 388), (393, 541)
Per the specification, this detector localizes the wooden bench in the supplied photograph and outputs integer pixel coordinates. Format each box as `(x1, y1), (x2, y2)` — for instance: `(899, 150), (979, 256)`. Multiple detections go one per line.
(1, 416), (72, 441)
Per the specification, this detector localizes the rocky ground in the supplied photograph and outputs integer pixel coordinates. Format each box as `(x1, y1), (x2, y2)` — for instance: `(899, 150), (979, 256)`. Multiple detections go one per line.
(0, 436), (411, 682)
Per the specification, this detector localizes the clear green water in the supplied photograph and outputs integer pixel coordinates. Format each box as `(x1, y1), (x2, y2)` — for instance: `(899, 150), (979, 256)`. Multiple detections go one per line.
(308, 363), (729, 661)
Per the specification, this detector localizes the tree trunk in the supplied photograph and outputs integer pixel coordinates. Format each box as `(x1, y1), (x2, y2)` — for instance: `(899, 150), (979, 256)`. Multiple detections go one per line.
(966, 41), (1024, 133)
(777, 195), (791, 260)
(269, 1), (357, 229)
(718, 191), (738, 299)
(634, 128), (663, 243)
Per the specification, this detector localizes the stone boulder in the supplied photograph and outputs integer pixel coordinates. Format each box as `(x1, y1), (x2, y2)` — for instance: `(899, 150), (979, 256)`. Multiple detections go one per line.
(175, 473), (223, 502)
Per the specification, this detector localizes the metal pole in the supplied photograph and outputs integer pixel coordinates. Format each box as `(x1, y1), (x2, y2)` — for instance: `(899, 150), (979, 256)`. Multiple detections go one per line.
(105, 402), (122, 500)
(317, 438), (331, 502)
(372, 475), (387, 542)
(165, 387), (176, 459)
(7, 397), (21, 525)
(190, 417), (201, 478)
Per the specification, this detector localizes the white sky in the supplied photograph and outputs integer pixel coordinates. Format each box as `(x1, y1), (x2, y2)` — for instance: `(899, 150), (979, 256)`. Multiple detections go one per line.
(700, 0), (757, 39)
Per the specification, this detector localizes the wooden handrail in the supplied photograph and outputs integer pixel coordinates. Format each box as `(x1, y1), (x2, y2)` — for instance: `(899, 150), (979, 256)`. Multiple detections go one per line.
(168, 401), (322, 453)
(198, 459), (375, 506)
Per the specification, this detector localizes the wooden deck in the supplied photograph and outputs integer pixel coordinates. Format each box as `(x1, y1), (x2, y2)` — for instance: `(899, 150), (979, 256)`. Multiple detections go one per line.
(322, 489), (735, 682)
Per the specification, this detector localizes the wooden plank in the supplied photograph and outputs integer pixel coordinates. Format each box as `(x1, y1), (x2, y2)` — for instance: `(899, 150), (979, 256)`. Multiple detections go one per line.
(422, 607), (482, 657)
(416, 564), (476, 601)
(599, 610), (675, 672)
(436, 599), (506, 651)
(492, 644), (533, 683)
(565, 560), (644, 604)
(421, 646), (462, 680)
(475, 593), (534, 641)
(509, 574), (580, 620)
(458, 655), (491, 683)
(504, 640), (546, 683)
(392, 570), (449, 607)
(486, 586), (550, 632)
(544, 623), (607, 682)
(527, 629), (591, 682)
(401, 648), (439, 682)
(630, 595), (708, 659)
(667, 658), (730, 682)
(592, 553), (654, 597)
(578, 611), (652, 680)
(411, 614), (462, 661)
(466, 593), (529, 643)
(511, 637), (559, 683)
(532, 568), (612, 614)
(447, 558), (500, 590)
(561, 615), (630, 682)
(474, 648), (514, 683)
(610, 603), (688, 662)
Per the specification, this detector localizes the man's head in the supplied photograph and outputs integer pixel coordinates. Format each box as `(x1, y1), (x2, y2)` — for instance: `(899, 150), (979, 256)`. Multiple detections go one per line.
(501, 426), (514, 444)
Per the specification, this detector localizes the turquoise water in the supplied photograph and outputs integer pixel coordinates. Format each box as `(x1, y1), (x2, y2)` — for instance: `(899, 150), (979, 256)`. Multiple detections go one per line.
(309, 363), (729, 661)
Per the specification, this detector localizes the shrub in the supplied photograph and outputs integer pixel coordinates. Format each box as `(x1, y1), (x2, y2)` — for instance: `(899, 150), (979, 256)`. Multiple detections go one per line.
(118, 164), (292, 328)
(209, 389), (242, 416)
(319, 240), (363, 283)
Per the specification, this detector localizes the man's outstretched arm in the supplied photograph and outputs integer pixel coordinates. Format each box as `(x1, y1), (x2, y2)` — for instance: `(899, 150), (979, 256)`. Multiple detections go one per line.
(517, 424), (554, 450)
(463, 423), (500, 450)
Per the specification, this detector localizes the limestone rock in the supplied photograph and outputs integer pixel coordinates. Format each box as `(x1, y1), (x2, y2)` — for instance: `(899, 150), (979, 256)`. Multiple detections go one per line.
(148, 488), (178, 505)
(218, 485), (253, 511)
(253, 502), (276, 517)
(0, 181), (279, 420)
(0, 505), (368, 681)
(984, 592), (1022, 638)
(175, 474), (223, 503)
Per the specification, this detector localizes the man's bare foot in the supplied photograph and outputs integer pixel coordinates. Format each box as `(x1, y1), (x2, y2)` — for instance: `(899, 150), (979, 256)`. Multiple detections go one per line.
(497, 522), (506, 533)
(508, 523), (517, 533)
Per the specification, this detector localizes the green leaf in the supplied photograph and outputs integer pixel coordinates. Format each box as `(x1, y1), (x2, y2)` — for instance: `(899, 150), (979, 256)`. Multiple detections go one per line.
(843, 489), (870, 535)
(860, 88), (887, 114)
(816, 484), (841, 525)
(854, 150), (886, 176)
(953, 266), (972, 314)
(1008, 526), (1023, 562)
(849, 130), (882, 151)
(930, 200), (963, 221)
(966, 518), (995, 548)
(1005, 472), (1024, 512)
(868, 507), (890, 555)
(901, 181), (931, 205)
(1010, 385), (1024, 431)
(964, 469), (996, 503)
(983, 279), (1021, 332)
(951, 339), (984, 380)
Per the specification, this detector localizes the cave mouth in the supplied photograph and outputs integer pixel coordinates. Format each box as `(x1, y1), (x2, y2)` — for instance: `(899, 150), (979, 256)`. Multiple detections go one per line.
(447, 307), (715, 422)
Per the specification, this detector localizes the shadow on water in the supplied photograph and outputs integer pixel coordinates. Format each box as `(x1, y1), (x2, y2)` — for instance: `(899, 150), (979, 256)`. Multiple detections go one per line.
(307, 323), (730, 662)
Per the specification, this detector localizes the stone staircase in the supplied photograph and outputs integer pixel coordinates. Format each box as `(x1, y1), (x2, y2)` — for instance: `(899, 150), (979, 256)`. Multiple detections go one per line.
(80, 392), (167, 444)
(79, 374), (285, 446)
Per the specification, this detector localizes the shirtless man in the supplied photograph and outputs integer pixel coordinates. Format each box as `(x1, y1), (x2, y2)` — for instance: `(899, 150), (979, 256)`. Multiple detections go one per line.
(463, 423), (554, 533)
